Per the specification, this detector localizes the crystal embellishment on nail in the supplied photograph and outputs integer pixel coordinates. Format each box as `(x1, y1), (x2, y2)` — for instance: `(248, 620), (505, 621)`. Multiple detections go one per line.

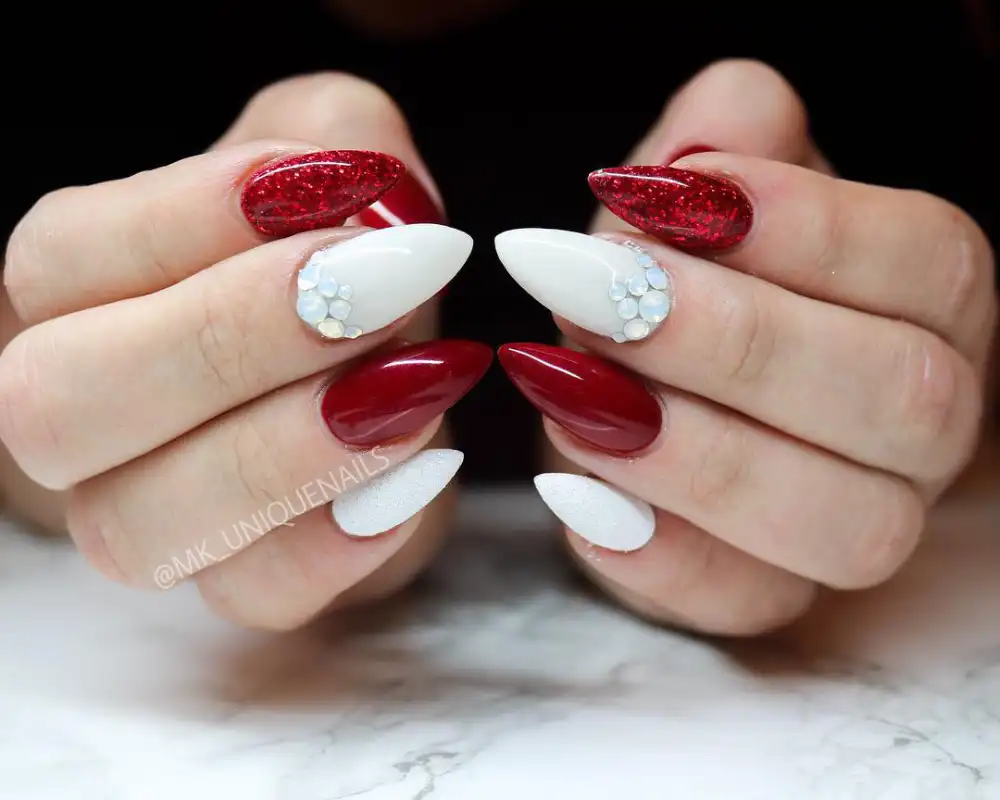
(296, 248), (360, 339)
(495, 229), (674, 345)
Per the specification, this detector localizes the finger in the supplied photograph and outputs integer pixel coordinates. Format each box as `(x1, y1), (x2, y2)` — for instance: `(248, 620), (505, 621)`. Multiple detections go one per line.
(216, 72), (445, 229)
(64, 341), (489, 587)
(533, 475), (815, 636)
(589, 153), (996, 364)
(0, 225), (472, 489)
(500, 344), (925, 590)
(591, 59), (832, 233)
(495, 229), (981, 485)
(194, 445), (458, 631)
(3, 142), (403, 325)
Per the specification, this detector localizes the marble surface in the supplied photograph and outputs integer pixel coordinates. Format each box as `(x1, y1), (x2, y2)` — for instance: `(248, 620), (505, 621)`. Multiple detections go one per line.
(0, 487), (998, 800)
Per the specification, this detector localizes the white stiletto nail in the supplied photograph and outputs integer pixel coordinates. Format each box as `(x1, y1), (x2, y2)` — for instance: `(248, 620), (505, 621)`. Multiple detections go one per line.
(296, 224), (472, 340)
(533, 473), (655, 552)
(332, 449), (464, 537)
(495, 229), (673, 343)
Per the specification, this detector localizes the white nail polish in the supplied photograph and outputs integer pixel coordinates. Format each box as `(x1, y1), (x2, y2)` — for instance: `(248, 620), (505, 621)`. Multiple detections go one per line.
(296, 224), (472, 340)
(533, 473), (655, 552)
(494, 229), (673, 343)
(332, 449), (464, 537)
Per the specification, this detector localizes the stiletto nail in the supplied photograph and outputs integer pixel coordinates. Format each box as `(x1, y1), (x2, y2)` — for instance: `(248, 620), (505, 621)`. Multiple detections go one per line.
(355, 171), (445, 228)
(495, 229), (673, 343)
(321, 340), (492, 447)
(534, 473), (655, 552)
(332, 449), (464, 536)
(241, 150), (403, 236)
(295, 224), (472, 340)
(498, 343), (661, 455)
(588, 165), (752, 252)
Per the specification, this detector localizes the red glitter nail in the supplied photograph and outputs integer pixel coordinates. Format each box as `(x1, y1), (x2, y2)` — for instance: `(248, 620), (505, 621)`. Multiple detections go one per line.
(589, 165), (752, 252)
(241, 150), (404, 237)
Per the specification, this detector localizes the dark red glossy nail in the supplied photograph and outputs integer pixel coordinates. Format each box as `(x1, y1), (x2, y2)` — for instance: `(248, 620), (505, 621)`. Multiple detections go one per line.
(589, 165), (752, 252)
(241, 150), (404, 237)
(322, 340), (492, 447)
(355, 171), (445, 228)
(669, 144), (717, 162)
(498, 343), (661, 455)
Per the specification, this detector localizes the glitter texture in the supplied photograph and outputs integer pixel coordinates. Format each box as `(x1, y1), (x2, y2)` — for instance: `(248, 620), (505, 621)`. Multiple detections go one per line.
(588, 166), (752, 252)
(241, 150), (404, 237)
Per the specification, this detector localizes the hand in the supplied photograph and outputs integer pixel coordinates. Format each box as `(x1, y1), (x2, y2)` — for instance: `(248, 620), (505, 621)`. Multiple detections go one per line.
(496, 60), (998, 635)
(0, 73), (485, 629)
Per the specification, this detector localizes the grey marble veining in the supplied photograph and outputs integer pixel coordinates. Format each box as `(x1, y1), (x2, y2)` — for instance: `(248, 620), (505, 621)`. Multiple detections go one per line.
(0, 490), (998, 799)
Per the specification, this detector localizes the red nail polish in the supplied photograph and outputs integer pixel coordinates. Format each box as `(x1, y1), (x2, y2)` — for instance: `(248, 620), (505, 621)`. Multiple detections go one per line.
(322, 340), (492, 447)
(241, 150), (404, 237)
(669, 144), (717, 162)
(498, 343), (661, 455)
(355, 171), (445, 228)
(589, 165), (752, 252)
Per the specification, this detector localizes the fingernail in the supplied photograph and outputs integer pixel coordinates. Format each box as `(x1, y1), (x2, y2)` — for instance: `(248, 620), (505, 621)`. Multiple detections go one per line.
(534, 473), (655, 552)
(668, 144), (717, 162)
(588, 165), (752, 252)
(321, 340), (492, 447)
(498, 343), (661, 455)
(355, 171), (446, 228)
(241, 150), (403, 236)
(332, 448), (464, 536)
(294, 224), (472, 340)
(495, 229), (673, 343)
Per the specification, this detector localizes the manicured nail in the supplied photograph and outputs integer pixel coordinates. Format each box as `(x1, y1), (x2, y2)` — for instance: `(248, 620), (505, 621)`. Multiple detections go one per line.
(355, 171), (445, 228)
(588, 165), (752, 252)
(669, 144), (717, 162)
(534, 473), (655, 552)
(321, 340), (492, 447)
(498, 343), (661, 455)
(241, 150), (403, 236)
(295, 224), (472, 340)
(495, 229), (673, 343)
(332, 449), (464, 537)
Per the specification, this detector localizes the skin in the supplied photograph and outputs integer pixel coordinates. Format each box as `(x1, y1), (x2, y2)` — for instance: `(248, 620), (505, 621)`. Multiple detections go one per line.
(1, 54), (997, 634)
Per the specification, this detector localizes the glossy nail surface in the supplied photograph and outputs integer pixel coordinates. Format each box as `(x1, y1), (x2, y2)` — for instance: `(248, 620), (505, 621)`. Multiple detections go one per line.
(295, 224), (472, 340)
(589, 165), (752, 252)
(355, 171), (445, 228)
(322, 340), (492, 447)
(498, 343), (661, 455)
(241, 150), (403, 236)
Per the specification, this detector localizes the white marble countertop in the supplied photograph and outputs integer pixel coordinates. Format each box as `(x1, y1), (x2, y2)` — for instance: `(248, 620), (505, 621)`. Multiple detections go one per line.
(0, 487), (998, 800)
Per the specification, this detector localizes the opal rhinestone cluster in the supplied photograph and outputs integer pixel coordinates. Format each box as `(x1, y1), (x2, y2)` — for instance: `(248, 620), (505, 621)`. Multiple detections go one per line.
(295, 246), (364, 340)
(608, 241), (672, 342)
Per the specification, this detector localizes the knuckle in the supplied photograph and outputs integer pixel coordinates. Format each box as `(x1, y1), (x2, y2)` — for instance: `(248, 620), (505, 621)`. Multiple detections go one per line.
(228, 414), (287, 511)
(687, 414), (752, 512)
(193, 285), (256, 399)
(716, 283), (777, 385)
(844, 482), (924, 589)
(65, 486), (135, 584)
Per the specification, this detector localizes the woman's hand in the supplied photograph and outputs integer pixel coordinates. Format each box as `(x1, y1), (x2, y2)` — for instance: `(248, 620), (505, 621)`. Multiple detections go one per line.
(0, 73), (484, 629)
(497, 60), (998, 635)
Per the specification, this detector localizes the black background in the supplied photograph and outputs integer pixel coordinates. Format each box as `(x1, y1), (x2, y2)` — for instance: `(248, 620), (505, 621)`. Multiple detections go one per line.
(3, 0), (997, 483)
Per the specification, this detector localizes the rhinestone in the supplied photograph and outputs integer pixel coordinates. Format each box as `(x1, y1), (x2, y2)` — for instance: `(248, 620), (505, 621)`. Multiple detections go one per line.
(626, 274), (649, 296)
(612, 332), (628, 343)
(317, 319), (345, 339)
(316, 262), (339, 298)
(608, 282), (627, 302)
(636, 252), (654, 267)
(337, 284), (353, 300)
(296, 260), (320, 291)
(638, 290), (670, 324)
(623, 319), (650, 340)
(296, 291), (329, 326)
(617, 297), (639, 320)
(328, 299), (352, 321)
(646, 266), (668, 290)
(344, 326), (363, 339)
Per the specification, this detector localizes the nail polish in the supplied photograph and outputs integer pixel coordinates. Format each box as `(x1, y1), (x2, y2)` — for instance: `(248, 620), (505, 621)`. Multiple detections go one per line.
(333, 449), (464, 536)
(322, 340), (492, 447)
(589, 165), (752, 252)
(495, 229), (673, 343)
(355, 171), (445, 228)
(241, 150), (403, 237)
(534, 473), (655, 552)
(295, 224), (472, 340)
(498, 343), (661, 455)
